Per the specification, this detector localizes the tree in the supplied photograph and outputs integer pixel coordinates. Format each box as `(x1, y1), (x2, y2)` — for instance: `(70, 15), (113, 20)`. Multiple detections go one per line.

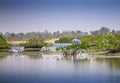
(24, 37), (45, 48)
(0, 32), (3, 35)
(0, 35), (9, 48)
(100, 27), (110, 34)
(90, 27), (110, 35)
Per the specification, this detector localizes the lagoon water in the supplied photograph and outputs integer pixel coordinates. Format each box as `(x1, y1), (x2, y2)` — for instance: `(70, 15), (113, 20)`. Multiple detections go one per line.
(0, 53), (120, 83)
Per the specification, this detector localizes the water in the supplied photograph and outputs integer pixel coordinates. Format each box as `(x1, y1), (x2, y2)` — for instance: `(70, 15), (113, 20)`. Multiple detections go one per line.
(0, 53), (120, 83)
(48, 43), (72, 51)
(52, 43), (72, 47)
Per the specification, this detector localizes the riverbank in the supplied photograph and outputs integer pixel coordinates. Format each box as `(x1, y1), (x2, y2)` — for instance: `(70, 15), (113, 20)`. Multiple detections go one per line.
(87, 51), (120, 59)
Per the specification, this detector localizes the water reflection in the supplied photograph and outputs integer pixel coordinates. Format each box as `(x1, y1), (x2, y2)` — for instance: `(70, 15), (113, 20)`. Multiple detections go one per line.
(0, 52), (120, 83)
(0, 52), (9, 59)
(0, 52), (42, 60)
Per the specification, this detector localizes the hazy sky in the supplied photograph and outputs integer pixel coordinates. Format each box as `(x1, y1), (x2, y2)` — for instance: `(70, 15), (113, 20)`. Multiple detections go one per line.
(0, 0), (120, 33)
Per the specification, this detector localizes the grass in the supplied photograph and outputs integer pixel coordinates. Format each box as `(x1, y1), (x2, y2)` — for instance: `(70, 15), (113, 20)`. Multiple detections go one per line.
(7, 38), (59, 44)
(7, 41), (27, 44)
(45, 38), (59, 43)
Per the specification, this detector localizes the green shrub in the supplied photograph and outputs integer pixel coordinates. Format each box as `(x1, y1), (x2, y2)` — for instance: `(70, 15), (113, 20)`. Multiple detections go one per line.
(23, 37), (46, 48)
(55, 37), (73, 43)
(0, 35), (9, 48)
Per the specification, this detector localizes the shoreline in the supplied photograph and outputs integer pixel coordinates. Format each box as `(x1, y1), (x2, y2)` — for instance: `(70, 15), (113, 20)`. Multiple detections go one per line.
(87, 51), (120, 59)
(0, 51), (120, 59)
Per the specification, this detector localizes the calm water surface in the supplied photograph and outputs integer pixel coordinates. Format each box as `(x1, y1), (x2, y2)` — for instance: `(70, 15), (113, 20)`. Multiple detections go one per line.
(0, 52), (120, 83)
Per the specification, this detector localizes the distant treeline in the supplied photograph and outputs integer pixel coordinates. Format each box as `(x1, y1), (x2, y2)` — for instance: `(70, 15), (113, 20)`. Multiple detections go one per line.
(1, 27), (118, 41)
(1, 30), (86, 41)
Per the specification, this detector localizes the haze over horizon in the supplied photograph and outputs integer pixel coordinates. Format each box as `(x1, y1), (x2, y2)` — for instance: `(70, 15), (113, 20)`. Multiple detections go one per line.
(0, 0), (120, 34)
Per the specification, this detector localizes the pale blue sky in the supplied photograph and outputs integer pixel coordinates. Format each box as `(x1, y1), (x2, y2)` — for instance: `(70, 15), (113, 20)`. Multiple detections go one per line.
(0, 0), (120, 33)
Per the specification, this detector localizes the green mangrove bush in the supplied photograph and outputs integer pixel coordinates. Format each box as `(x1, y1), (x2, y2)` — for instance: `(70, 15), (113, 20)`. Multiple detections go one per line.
(0, 35), (9, 48)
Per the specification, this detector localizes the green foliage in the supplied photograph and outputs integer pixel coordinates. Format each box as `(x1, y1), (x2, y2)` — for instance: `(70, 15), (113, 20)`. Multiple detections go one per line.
(56, 33), (120, 53)
(56, 42), (90, 51)
(23, 37), (46, 48)
(55, 37), (73, 43)
(0, 35), (9, 48)
(80, 33), (120, 52)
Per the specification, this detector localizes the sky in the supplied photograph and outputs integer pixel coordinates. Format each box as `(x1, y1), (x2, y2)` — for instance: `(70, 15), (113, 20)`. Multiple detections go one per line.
(0, 0), (120, 33)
